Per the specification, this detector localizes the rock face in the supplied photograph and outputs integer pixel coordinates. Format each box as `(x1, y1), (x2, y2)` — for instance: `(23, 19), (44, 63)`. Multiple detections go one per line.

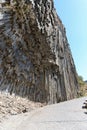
(0, 0), (79, 104)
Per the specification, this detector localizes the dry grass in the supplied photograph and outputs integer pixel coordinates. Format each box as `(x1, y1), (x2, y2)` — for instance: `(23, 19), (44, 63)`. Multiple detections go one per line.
(78, 83), (87, 97)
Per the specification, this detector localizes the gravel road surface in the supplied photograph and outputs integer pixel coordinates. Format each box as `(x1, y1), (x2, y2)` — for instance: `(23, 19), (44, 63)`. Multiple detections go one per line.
(0, 97), (87, 130)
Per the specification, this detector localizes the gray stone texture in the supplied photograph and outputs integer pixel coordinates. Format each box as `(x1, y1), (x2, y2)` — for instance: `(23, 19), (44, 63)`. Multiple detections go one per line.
(0, 0), (79, 103)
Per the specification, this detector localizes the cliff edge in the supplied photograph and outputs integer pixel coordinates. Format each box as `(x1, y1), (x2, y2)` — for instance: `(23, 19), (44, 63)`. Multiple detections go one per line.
(0, 0), (79, 103)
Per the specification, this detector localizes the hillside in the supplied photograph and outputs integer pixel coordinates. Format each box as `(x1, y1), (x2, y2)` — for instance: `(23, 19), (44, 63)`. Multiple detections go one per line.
(79, 82), (87, 96)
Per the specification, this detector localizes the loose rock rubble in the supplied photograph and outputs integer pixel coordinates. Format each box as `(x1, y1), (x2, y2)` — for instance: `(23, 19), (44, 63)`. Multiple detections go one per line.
(0, 92), (44, 122)
(82, 100), (87, 110)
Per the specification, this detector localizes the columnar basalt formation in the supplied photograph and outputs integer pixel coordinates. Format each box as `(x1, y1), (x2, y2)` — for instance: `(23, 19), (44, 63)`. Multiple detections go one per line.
(0, 0), (79, 104)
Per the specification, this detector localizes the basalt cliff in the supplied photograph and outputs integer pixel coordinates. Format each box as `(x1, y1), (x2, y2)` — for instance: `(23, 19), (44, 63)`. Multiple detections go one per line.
(0, 0), (79, 104)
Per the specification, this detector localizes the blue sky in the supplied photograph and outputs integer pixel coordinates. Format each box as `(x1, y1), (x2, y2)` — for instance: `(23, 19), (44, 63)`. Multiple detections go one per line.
(54, 0), (87, 80)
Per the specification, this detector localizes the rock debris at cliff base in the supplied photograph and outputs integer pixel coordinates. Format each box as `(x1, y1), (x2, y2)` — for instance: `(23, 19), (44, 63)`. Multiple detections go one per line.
(0, 0), (79, 104)
(0, 92), (44, 122)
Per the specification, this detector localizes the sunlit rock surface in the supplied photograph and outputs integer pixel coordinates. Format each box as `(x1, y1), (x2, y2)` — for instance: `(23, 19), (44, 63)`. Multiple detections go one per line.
(0, 0), (79, 104)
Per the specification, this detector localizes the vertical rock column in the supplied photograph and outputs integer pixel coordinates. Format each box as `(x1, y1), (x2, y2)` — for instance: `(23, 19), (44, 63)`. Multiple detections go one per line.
(0, 0), (79, 104)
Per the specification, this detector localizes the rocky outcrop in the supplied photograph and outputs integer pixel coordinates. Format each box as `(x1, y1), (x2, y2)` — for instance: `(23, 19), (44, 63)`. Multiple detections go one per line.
(0, 0), (79, 104)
